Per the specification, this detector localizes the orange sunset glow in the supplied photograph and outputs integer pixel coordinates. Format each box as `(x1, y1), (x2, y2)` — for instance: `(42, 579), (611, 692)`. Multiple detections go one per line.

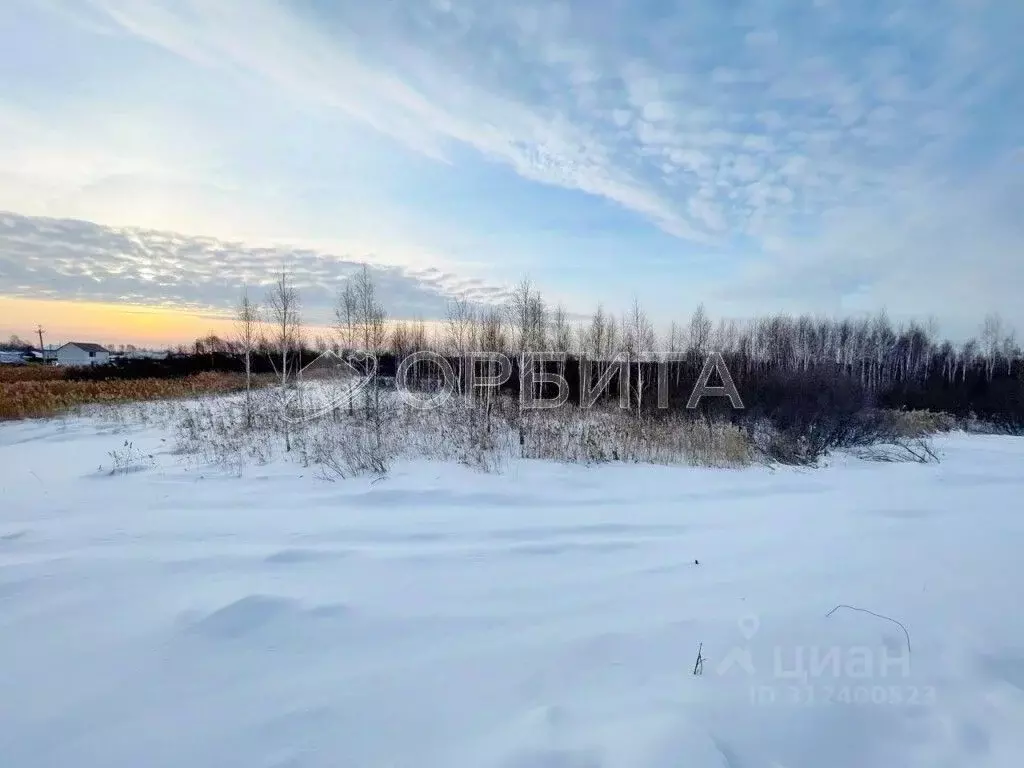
(0, 297), (440, 349)
(0, 297), (332, 349)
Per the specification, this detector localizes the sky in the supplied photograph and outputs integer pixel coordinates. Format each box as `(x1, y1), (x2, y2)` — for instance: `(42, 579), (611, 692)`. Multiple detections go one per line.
(0, 0), (1022, 347)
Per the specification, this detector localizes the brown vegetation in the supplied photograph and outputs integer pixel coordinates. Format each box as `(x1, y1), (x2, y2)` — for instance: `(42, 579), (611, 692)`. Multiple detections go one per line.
(0, 369), (254, 420)
(0, 365), (66, 383)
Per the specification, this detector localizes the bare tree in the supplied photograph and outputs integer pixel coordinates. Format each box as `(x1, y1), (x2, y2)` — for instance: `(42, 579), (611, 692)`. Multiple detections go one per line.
(352, 264), (388, 355)
(689, 303), (712, 358)
(1001, 329), (1018, 376)
(530, 294), (548, 350)
(550, 304), (573, 382)
(604, 313), (620, 362)
(480, 307), (507, 353)
(335, 280), (358, 352)
(408, 317), (430, 389)
(266, 269), (302, 450)
(507, 278), (547, 405)
(960, 338), (978, 383)
(982, 313), (1004, 382)
(508, 278), (547, 353)
(350, 264), (389, 438)
(586, 304), (608, 362)
(351, 264), (389, 471)
(391, 320), (412, 361)
(624, 297), (657, 417)
(335, 278), (359, 414)
(234, 286), (261, 428)
(445, 296), (475, 394)
(551, 306), (572, 347)
(665, 319), (690, 387)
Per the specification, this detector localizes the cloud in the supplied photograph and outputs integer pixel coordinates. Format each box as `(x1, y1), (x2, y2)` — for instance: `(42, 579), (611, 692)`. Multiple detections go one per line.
(718, 157), (1024, 336)
(0, 212), (512, 322)
(20, 0), (729, 243)
(0, 0), (1021, 336)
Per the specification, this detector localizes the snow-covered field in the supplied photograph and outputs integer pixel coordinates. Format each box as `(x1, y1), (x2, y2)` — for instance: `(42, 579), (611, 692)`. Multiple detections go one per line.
(2, 411), (1024, 767)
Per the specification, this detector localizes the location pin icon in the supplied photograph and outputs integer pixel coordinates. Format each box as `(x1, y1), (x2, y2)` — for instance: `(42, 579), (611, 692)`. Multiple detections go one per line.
(738, 614), (760, 640)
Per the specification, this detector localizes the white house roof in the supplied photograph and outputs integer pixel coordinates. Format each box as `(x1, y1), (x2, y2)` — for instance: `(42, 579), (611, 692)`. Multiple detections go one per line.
(58, 342), (110, 353)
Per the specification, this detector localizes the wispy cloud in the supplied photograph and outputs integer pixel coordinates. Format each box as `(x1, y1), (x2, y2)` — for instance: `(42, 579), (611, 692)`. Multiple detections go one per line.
(1, 0), (1021, 336)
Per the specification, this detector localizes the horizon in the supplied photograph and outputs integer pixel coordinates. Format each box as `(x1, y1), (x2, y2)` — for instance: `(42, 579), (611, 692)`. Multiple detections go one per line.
(1, 293), (1011, 353)
(1, 1), (1022, 346)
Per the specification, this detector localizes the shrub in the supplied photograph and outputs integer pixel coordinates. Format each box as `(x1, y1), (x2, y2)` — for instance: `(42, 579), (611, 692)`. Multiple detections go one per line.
(739, 367), (874, 464)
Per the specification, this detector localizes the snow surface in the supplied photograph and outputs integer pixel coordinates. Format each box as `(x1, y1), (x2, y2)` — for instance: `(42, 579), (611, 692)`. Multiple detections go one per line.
(2, 413), (1024, 767)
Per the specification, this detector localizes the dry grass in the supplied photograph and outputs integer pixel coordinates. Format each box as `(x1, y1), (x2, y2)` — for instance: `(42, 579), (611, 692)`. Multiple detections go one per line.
(0, 365), (66, 383)
(0, 371), (255, 421)
(168, 390), (759, 480)
(882, 409), (958, 438)
(521, 409), (755, 468)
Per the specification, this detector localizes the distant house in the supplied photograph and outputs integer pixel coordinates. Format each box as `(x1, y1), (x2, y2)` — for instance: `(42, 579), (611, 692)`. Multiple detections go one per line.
(54, 342), (111, 367)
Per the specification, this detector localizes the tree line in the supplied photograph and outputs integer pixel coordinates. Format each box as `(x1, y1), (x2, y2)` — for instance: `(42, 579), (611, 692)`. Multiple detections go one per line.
(65, 268), (1024, 435)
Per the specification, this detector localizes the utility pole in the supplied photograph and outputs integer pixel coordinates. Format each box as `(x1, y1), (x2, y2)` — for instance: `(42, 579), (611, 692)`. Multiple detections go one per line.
(36, 325), (45, 361)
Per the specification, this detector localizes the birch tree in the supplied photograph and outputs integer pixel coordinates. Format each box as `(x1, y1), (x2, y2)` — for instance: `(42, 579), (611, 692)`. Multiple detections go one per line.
(445, 296), (475, 394)
(265, 269), (301, 451)
(234, 286), (261, 428)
